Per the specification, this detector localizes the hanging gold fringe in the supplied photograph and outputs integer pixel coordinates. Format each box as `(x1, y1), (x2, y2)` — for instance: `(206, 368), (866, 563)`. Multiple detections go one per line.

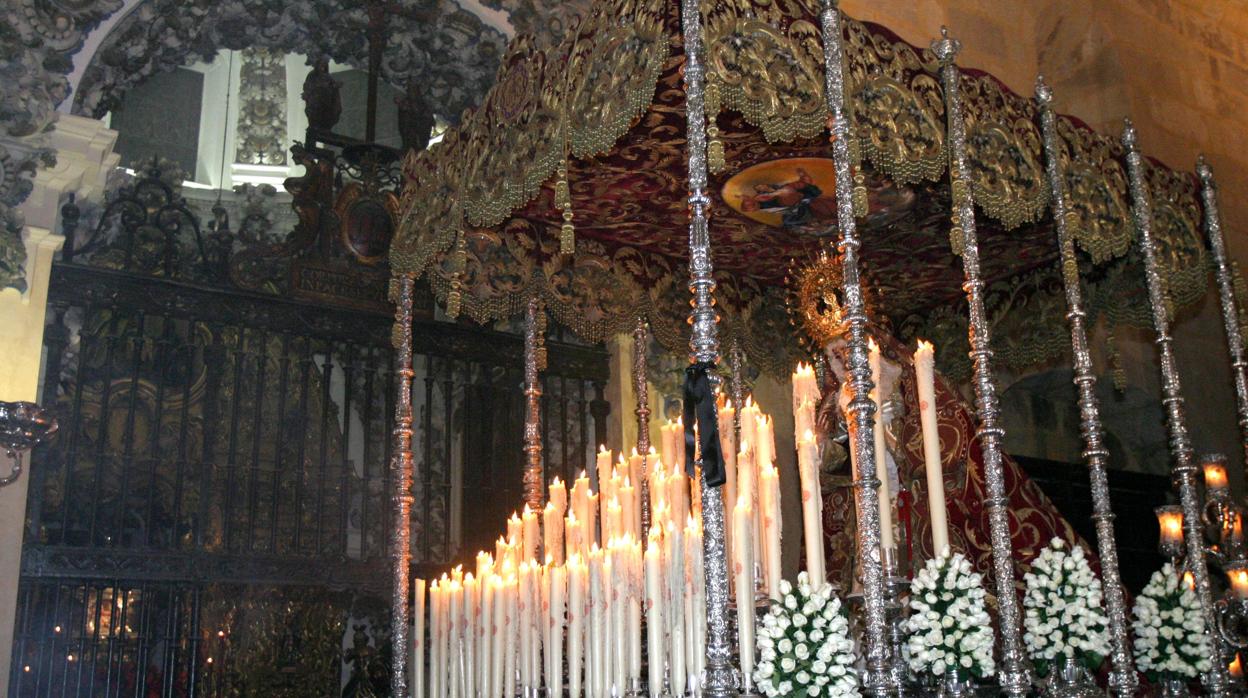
(707, 78), (725, 174)
(446, 231), (467, 319)
(1107, 329), (1126, 392)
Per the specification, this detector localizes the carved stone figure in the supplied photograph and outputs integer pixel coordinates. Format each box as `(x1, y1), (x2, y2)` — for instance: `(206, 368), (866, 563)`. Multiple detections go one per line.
(302, 57), (342, 134)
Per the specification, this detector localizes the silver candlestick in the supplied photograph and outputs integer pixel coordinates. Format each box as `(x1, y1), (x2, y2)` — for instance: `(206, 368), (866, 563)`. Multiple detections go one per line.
(933, 27), (1031, 697)
(1122, 119), (1231, 697)
(635, 316), (653, 533)
(1035, 77), (1138, 697)
(389, 274), (417, 698)
(523, 296), (545, 515)
(819, 2), (895, 695)
(680, 0), (737, 694)
(1197, 158), (1248, 483)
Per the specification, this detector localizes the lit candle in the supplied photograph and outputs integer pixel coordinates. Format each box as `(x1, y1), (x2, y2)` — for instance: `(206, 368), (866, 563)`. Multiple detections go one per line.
(463, 573), (478, 697)
(661, 420), (678, 472)
(547, 563), (566, 695)
(522, 505), (540, 563)
(502, 568), (518, 698)
(1231, 653), (1244, 680)
(914, 340), (950, 555)
(665, 520), (686, 698)
(718, 397), (738, 526)
(1229, 563), (1248, 600)
(869, 339), (896, 552)
(518, 563), (533, 692)
(1156, 505), (1185, 557)
(544, 502), (565, 565)
(755, 414), (774, 470)
(567, 554), (586, 698)
(759, 463), (783, 598)
(587, 491), (600, 548)
(645, 530), (665, 698)
(589, 547), (608, 697)
(733, 496), (756, 691)
(549, 476), (567, 517)
(628, 449), (644, 502)
(507, 513), (523, 552)
(606, 497), (623, 544)
(476, 573), (491, 696)
(566, 512), (582, 562)
(620, 478), (638, 540)
(1204, 453), (1230, 496)
(448, 578), (463, 698)
(429, 579), (442, 698)
(413, 578), (425, 698)
(797, 429), (826, 587)
(668, 464), (688, 528)
(685, 516), (706, 692)
(572, 471), (591, 529)
(597, 446), (614, 496)
(626, 536), (643, 688)
(609, 543), (626, 694)
(674, 416), (687, 473)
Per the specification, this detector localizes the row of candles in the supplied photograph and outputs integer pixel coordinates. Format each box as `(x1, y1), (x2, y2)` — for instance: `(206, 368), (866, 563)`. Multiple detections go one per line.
(410, 337), (957, 696)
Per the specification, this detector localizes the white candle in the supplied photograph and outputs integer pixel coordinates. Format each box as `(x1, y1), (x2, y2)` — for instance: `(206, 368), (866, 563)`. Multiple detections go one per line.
(568, 555), (586, 697)
(549, 476), (568, 517)
(609, 545), (626, 694)
(674, 416), (687, 473)
(413, 578), (425, 698)
(518, 563), (533, 691)
(621, 478), (637, 541)
(544, 502), (565, 565)
(572, 472), (590, 530)
(668, 466), (688, 530)
(869, 339), (896, 552)
(626, 536), (643, 686)
(448, 579), (463, 698)
(587, 491), (600, 548)
(531, 564), (543, 694)
(733, 496), (756, 688)
(507, 513), (523, 551)
(490, 576), (505, 698)
(717, 399), (738, 520)
(645, 531), (665, 698)
(759, 464), (783, 599)
(649, 463), (666, 526)
(660, 421), (678, 472)
(464, 574), (479, 697)
(685, 517), (705, 693)
(606, 497), (623, 544)
(628, 449), (644, 502)
(522, 505), (540, 563)
(429, 580), (442, 698)
(477, 574), (491, 696)
(548, 564), (566, 696)
(589, 548), (607, 698)
(914, 340), (950, 555)
(565, 512), (582, 563)
(797, 429), (826, 587)
(596, 446), (613, 498)
(503, 570), (517, 698)
(665, 520), (686, 697)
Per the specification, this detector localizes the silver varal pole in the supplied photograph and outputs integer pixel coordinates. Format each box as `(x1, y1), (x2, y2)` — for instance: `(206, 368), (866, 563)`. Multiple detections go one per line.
(680, 0), (737, 693)
(523, 296), (545, 515)
(1122, 120), (1231, 696)
(820, 2), (895, 694)
(390, 274), (417, 698)
(1198, 157), (1248, 482)
(1035, 77), (1138, 697)
(932, 27), (1031, 696)
(634, 316), (652, 533)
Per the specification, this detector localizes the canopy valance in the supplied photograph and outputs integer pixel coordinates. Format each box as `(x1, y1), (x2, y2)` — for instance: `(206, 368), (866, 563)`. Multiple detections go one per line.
(392, 0), (1217, 379)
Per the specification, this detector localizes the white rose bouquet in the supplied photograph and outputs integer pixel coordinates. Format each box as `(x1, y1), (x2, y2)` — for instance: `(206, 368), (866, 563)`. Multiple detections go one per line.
(1132, 563), (1211, 683)
(905, 551), (995, 681)
(1022, 538), (1110, 675)
(754, 572), (859, 697)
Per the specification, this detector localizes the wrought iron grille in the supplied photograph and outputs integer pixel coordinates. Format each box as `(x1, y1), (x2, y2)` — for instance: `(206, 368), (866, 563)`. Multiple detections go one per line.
(10, 165), (609, 696)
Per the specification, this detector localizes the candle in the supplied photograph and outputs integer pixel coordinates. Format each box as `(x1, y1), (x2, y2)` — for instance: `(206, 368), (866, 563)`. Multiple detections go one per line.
(628, 449), (644, 499)
(759, 463), (783, 599)
(548, 564), (566, 695)
(568, 555), (586, 698)
(733, 496), (756, 690)
(587, 491), (600, 548)
(518, 563), (533, 691)
(448, 578), (463, 698)
(665, 520), (686, 698)
(668, 465), (688, 529)
(503, 569), (517, 698)
(596, 446), (613, 497)
(674, 416), (687, 473)
(413, 578), (426, 698)
(661, 420), (678, 471)
(508, 513), (523, 551)
(755, 414), (774, 470)
(797, 429), (826, 586)
(609, 545), (626, 694)
(566, 512), (582, 562)
(463, 574), (478, 697)
(589, 548), (607, 698)
(1204, 454), (1230, 495)
(476, 574), (491, 696)
(549, 476), (568, 516)
(489, 576), (505, 697)
(1156, 505), (1185, 557)
(544, 502), (565, 565)
(737, 439), (759, 564)
(645, 532), (665, 698)
(685, 517), (705, 692)
(522, 505), (540, 563)
(606, 497), (623, 544)
(429, 580), (442, 698)
(621, 478), (637, 540)
(869, 339), (896, 553)
(914, 340), (950, 555)
(572, 471), (590, 528)
(1232, 654), (1244, 680)
(626, 536), (643, 687)
(718, 399), (738, 521)
(1229, 562), (1248, 599)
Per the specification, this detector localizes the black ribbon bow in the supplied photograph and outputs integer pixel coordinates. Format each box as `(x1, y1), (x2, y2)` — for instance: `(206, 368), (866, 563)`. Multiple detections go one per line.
(682, 361), (725, 487)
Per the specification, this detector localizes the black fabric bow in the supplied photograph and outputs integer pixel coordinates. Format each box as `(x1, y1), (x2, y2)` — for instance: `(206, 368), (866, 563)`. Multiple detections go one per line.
(682, 361), (725, 487)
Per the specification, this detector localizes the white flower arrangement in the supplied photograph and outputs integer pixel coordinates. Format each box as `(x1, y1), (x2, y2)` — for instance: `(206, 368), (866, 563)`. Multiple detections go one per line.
(1022, 538), (1111, 675)
(905, 550), (995, 681)
(754, 572), (860, 697)
(1132, 563), (1211, 682)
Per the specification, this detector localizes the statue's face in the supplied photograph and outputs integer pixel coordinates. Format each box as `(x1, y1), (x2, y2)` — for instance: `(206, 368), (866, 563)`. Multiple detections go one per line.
(824, 338), (849, 381)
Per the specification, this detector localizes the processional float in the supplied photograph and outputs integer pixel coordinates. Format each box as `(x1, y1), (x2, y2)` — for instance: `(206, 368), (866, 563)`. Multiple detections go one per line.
(385, 0), (1248, 696)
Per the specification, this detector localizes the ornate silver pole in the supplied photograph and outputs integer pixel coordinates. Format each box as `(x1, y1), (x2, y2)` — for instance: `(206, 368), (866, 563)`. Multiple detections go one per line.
(680, 0), (737, 693)
(1035, 78), (1137, 697)
(1122, 120), (1231, 697)
(523, 296), (545, 514)
(390, 274), (417, 698)
(820, 3), (895, 694)
(634, 316), (652, 532)
(932, 28), (1030, 697)
(1197, 157), (1248, 481)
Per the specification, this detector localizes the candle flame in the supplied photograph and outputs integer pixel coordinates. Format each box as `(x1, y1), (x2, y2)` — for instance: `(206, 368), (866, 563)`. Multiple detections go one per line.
(917, 339), (933, 352)
(868, 337), (879, 352)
